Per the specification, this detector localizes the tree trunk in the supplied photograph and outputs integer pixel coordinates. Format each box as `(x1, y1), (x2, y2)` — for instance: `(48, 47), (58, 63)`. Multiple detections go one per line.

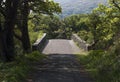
(0, 19), (3, 58)
(1, 0), (19, 61)
(21, 0), (31, 52)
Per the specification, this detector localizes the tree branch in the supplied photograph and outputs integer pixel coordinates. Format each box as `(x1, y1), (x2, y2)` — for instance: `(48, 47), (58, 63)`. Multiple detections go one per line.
(112, 0), (120, 11)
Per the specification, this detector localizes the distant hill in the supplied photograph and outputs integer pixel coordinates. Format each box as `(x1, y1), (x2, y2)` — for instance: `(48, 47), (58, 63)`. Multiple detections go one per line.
(54, 0), (108, 18)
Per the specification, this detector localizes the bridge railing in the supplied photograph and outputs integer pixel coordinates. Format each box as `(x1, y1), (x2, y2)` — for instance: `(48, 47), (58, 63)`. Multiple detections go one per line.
(71, 34), (89, 51)
(32, 33), (47, 51)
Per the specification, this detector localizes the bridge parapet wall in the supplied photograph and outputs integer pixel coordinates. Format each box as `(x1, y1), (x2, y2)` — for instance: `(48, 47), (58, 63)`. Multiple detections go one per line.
(32, 33), (47, 51)
(71, 34), (89, 51)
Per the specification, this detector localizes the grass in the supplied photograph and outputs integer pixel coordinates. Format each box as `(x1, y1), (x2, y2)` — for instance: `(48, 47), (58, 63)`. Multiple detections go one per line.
(0, 51), (46, 82)
(76, 50), (120, 82)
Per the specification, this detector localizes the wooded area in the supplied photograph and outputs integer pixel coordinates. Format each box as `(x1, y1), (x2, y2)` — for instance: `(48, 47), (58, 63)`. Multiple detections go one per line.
(0, 0), (120, 82)
(0, 0), (61, 62)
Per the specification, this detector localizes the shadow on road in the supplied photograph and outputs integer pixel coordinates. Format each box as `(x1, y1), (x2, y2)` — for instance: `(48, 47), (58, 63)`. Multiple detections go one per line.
(28, 54), (94, 82)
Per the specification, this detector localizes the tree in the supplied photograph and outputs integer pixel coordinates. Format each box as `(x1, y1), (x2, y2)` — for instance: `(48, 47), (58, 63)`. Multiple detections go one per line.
(13, 0), (61, 52)
(86, 3), (120, 50)
(0, 0), (20, 61)
(0, 0), (61, 61)
(16, 0), (31, 53)
(110, 0), (120, 11)
(27, 0), (61, 39)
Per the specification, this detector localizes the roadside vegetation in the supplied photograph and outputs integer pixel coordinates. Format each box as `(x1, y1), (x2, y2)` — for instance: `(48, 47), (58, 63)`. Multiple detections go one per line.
(0, 51), (46, 82)
(0, 0), (61, 81)
(77, 44), (120, 82)
(0, 0), (120, 81)
(76, 0), (120, 81)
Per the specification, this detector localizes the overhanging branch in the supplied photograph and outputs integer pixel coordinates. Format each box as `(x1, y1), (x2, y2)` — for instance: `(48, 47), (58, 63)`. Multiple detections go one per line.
(112, 0), (120, 11)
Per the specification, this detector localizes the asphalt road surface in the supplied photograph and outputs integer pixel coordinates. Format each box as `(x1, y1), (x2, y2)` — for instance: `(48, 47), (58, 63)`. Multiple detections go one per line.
(28, 54), (94, 82)
(28, 39), (94, 82)
(42, 39), (81, 54)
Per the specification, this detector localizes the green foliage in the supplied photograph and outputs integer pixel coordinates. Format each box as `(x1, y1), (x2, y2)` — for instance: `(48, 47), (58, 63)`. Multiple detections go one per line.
(28, 19), (44, 44)
(28, 0), (62, 40)
(77, 49), (120, 82)
(87, 50), (106, 68)
(1, 0), (120, 82)
(0, 0), (62, 60)
(31, 0), (61, 15)
(63, 14), (89, 33)
(84, 3), (120, 49)
(25, 51), (46, 61)
(75, 1), (120, 82)
(29, 14), (69, 39)
(77, 30), (93, 44)
(0, 62), (28, 82)
(0, 51), (46, 82)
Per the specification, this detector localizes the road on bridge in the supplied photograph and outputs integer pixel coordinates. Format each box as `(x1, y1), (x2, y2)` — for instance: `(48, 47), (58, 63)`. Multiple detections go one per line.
(42, 39), (81, 54)
(28, 39), (94, 82)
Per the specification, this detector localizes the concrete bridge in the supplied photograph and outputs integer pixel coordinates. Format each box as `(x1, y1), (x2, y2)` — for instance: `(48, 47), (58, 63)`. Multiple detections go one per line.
(42, 39), (81, 54)
(31, 33), (94, 82)
(32, 33), (89, 54)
